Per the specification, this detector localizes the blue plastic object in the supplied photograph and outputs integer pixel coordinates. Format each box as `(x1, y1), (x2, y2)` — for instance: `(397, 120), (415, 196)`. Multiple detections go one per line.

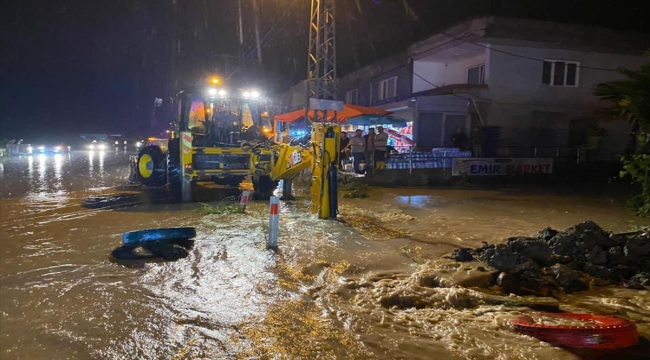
(122, 227), (197, 246)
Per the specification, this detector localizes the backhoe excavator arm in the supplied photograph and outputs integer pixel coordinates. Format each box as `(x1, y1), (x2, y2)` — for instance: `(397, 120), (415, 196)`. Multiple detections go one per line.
(268, 123), (340, 219)
(270, 144), (314, 181)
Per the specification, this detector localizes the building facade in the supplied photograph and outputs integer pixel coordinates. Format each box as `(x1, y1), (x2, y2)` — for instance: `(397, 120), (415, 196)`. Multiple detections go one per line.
(331, 16), (650, 153)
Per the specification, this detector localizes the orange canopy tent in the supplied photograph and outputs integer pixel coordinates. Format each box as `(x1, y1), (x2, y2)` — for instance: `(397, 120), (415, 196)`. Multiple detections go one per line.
(274, 104), (391, 123)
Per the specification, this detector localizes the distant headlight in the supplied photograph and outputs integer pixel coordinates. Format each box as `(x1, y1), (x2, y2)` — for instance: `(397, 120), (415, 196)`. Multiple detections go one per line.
(98, 144), (107, 150)
(38, 146), (45, 150)
(124, 141), (127, 145)
(27, 146), (33, 153)
(136, 141), (143, 148)
(54, 146), (61, 151)
(88, 144), (95, 149)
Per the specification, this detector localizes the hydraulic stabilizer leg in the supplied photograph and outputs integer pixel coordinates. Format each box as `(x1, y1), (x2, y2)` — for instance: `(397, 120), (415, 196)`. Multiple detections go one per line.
(281, 179), (295, 200)
(328, 161), (338, 219)
(316, 125), (339, 219)
(181, 177), (192, 202)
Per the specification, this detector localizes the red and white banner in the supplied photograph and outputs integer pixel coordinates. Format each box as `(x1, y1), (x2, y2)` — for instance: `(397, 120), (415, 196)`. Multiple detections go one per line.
(452, 158), (554, 176)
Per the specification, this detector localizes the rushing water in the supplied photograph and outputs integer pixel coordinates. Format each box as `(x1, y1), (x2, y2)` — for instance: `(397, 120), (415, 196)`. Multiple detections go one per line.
(1, 151), (648, 359)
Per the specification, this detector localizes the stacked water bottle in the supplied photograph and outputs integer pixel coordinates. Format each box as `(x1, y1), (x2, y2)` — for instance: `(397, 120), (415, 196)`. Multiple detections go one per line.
(385, 148), (472, 169)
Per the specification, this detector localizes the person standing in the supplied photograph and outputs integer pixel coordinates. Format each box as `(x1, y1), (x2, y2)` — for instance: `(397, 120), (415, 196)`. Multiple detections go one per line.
(451, 128), (469, 151)
(470, 127), (484, 157)
(344, 129), (366, 174)
(373, 126), (389, 169)
(339, 131), (350, 169)
(364, 127), (375, 169)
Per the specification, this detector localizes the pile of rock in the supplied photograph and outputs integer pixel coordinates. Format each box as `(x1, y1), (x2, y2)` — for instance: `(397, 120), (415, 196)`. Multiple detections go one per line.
(450, 221), (649, 294)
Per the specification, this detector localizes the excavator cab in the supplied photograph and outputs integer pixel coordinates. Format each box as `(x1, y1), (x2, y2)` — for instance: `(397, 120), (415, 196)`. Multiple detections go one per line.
(133, 86), (277, 201)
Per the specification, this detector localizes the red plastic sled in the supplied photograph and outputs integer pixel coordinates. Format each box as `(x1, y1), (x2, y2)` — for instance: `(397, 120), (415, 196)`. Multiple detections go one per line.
(510, 313), (638, 349)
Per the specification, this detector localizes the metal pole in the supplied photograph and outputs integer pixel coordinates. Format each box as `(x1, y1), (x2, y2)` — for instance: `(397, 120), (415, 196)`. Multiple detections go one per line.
(268, 196), (279, 250)
(239, 190), (250, 212)
(409, 145), (413, 175)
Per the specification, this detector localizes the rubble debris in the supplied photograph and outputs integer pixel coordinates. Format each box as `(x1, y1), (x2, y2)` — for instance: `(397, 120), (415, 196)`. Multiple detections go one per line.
(628, 272), (650, 286)
(450, 248), (474, 262)
(469, 221), (650, 295)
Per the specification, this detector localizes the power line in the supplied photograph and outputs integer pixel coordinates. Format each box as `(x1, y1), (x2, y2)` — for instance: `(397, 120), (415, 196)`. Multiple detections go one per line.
(440, 31), (621, 72)
(226, 0), (300, 80)
(225, 22), (279, 80)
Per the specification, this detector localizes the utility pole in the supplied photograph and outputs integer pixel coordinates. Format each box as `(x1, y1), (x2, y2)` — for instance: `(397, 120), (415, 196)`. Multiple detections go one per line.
(307, 0), (337, 105)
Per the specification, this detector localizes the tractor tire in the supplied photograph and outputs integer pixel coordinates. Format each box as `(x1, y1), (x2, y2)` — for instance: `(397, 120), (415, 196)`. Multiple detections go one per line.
(167, 138), (182, 199)
(253, 175), (277, 200)
(137, 146), (167, 187)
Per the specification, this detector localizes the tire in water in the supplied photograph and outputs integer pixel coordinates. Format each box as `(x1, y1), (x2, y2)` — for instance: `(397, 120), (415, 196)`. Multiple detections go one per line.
(122, 227), (197, 247)
(137, 146), (167, 187)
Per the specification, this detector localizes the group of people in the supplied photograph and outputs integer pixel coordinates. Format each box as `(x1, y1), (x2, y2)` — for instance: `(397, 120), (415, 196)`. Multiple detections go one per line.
(339, 126), (389, 174)
(452, 127), (484, 157)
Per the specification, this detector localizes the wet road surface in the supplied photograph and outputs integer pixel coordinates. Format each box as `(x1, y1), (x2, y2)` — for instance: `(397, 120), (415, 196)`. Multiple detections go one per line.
(1, 150), (648, 359)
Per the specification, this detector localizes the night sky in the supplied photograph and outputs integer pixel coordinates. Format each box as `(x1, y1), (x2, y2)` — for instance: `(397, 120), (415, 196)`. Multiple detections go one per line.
(1, 0), (648, 140)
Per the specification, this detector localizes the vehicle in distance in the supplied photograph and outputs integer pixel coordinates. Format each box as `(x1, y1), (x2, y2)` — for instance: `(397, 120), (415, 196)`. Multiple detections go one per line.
(87, 140), (108, 150)
(30, 143), (71, 154)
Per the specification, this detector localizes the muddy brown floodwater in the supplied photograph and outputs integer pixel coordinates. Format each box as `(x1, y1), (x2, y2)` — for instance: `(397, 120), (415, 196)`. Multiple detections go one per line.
(1, 150), (649, 359)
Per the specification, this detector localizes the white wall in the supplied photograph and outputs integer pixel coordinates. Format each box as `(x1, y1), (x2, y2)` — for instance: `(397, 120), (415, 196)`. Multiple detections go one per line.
(412, 54), (486, 93)
(483, 45), (648, 147)
(487, 44), (649, 105)
(443, 55), (486, 85)
(413, 61), (445, 93)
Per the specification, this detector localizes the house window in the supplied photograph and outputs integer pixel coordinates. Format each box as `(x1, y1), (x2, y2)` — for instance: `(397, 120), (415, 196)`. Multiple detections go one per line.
(378, 77), (397, 100)
(542, 60), (579, 87)
(467, 64), (485, 84)
(346, 89), (358, 105)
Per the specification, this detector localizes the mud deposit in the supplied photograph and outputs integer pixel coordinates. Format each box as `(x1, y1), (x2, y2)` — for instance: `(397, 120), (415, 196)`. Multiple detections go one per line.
(2, 152), (650, 359)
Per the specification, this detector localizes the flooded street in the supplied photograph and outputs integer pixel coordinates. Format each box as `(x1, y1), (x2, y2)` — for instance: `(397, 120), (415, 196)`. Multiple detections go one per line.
(1, 151), (649, 359)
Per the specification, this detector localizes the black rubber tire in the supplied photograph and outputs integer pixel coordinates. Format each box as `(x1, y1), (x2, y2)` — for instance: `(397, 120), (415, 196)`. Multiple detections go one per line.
(172, 238), (195, 250)
(253, 175), (277, 200)
(137, 145), (167, 187)
(167, 138), (182, 199)
(109, 246), (153, 261)
(122, 227), (197, 247)
(143, 242), (190, 260)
